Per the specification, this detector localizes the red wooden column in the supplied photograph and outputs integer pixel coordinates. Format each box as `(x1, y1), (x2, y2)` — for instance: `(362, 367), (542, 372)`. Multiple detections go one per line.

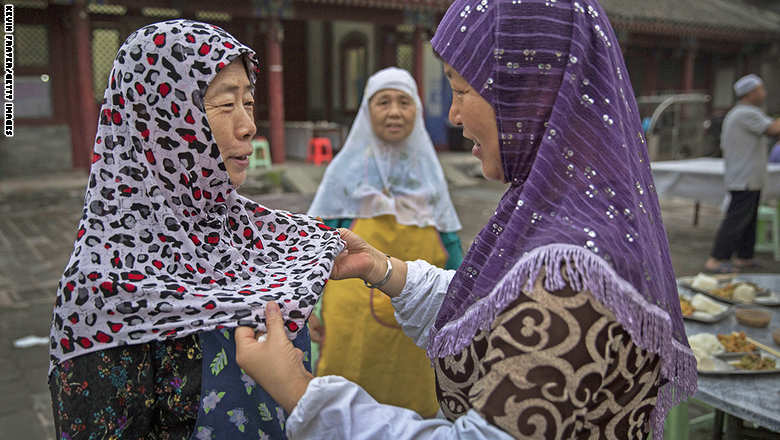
(683, 49), (696, 92)
(413, 27), (425, 107)
(323, 21), (333, 122)
(681, 44), (697, 120)
(49, 7), (70, 126)
(380, 26), (397, 69)
(266, 18), (286, 164)
(738, 51), (751, 77)
(69, 0), (98, 170)
(642, 50), (659, 96)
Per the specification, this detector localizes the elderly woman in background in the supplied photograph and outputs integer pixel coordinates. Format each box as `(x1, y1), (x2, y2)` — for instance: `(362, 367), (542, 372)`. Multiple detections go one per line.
(307, 67), (463, 417)
(48, 20), (342, 439)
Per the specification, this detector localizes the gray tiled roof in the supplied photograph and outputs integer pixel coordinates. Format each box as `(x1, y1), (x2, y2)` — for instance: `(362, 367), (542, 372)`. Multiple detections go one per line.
(600, 0), (780, 39)
(298, 0), (780, 39)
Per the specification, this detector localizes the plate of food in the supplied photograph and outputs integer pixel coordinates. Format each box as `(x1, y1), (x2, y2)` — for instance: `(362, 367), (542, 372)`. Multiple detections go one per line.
(714, 331), (758, 357)
(678, 291), (730, 323)
(688, 332), (780, 375)
(679, 273), (780, 306)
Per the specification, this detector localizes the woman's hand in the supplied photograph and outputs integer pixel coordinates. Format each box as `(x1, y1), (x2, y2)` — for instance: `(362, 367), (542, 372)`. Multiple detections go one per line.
(235, 302), (314, 414)
(331, 228), (385, 283)
(331, 228), (409, 299)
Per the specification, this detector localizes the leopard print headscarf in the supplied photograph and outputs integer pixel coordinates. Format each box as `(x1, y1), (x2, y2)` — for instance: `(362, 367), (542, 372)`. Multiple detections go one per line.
(49, 20), (344, 374)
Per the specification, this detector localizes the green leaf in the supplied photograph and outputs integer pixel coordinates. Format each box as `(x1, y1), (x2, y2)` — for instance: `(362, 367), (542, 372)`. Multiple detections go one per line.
(258, 403), (273, 421)
(210, 348), (228, 376)
(222, 329), (230, 340)
(238, 425), (245, 433)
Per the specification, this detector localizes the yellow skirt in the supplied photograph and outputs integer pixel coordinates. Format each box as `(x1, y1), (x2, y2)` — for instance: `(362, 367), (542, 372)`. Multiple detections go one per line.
(316, 215), (448, 417)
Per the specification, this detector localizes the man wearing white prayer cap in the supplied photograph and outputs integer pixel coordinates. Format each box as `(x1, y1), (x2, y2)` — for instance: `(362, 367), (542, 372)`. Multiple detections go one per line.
(705, 74), (780, 273)
(733, 74), (764, 98)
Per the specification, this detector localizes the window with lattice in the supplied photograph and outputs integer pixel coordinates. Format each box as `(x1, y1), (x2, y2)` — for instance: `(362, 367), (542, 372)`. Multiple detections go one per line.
(15, 24), (49, 67)
(396, 44), (413, 73)
(92, 29), (121, 102)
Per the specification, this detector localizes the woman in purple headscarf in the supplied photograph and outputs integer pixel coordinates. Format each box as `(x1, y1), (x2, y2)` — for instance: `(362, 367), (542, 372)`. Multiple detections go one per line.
(236, 1), (697, 438)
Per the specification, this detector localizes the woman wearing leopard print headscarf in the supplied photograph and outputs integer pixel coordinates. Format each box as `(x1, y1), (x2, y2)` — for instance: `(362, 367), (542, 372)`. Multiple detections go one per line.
(48, 20), (342, 439)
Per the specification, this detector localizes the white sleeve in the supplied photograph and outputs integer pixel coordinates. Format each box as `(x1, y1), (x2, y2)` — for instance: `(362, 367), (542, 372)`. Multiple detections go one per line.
(740, 108), (773, 135)
(286, 376), (513, 440)
(390, 260), (456, 348)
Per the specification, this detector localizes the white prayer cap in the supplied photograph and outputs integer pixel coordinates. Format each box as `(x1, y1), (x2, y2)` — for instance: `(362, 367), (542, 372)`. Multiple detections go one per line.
(734, 74), (763, 97)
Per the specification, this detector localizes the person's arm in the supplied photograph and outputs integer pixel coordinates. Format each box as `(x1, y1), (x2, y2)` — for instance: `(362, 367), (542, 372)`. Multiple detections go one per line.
(740, 108), (776, 137)
(765, 118), (780, 137)
(329, 228), (409, 298)
(439, 231), (464, 269)
(391, 259), (455, 347)
(235, 303), (513, 440)
(330, 227), (457, 346)
(286, 376), (513, 440)
(312, 227), (457, 345)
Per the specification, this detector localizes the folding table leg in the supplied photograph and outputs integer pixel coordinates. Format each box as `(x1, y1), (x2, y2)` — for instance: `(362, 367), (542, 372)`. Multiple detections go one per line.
(713, 409), (724, 440)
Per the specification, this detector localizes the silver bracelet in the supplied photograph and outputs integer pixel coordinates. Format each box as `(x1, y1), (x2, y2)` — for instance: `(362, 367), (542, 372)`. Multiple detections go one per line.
(364, 255), (393, 289)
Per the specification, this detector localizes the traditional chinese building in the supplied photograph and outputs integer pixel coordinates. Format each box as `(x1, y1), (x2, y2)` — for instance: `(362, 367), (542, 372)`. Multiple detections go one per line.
(603, 0), (780, 113)
(3, 0), (779, 177)
(6, 0), (451, 176)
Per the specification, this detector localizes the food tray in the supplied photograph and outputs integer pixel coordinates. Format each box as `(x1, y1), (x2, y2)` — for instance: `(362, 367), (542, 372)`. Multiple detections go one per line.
(678, 290), (731, 323)
(715, 351), (758, 360)
(698, 356), (780, 375)
(678, 277), (780, 307)
(699, 345), (780, 375)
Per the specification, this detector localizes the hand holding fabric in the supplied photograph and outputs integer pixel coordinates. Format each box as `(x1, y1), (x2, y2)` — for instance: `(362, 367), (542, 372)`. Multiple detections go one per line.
(330, 228), (385, 282)
(236, 302), (313, 414)
(331, 228), (409, 298)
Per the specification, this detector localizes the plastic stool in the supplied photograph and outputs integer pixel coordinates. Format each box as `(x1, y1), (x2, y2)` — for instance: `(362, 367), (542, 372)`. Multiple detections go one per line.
(250, 137), (272, 170)
(307, 137), (333, 166)
(755, 204), (779, 261)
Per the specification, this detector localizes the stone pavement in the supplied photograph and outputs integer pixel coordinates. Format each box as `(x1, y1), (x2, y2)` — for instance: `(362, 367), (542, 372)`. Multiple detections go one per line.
(0, 154), (777, 439)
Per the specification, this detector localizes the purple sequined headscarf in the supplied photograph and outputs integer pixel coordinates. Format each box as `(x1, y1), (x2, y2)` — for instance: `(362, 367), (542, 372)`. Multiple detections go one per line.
(429, 0), (696, 435)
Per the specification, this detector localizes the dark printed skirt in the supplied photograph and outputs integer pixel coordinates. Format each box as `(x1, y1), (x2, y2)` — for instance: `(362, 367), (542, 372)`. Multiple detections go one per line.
(50, 328), (311, 440)
(49, 335), (202, 440)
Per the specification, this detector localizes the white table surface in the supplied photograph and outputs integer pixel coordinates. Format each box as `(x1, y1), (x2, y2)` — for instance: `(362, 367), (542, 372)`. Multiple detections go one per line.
(651, 158), (780, 205)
